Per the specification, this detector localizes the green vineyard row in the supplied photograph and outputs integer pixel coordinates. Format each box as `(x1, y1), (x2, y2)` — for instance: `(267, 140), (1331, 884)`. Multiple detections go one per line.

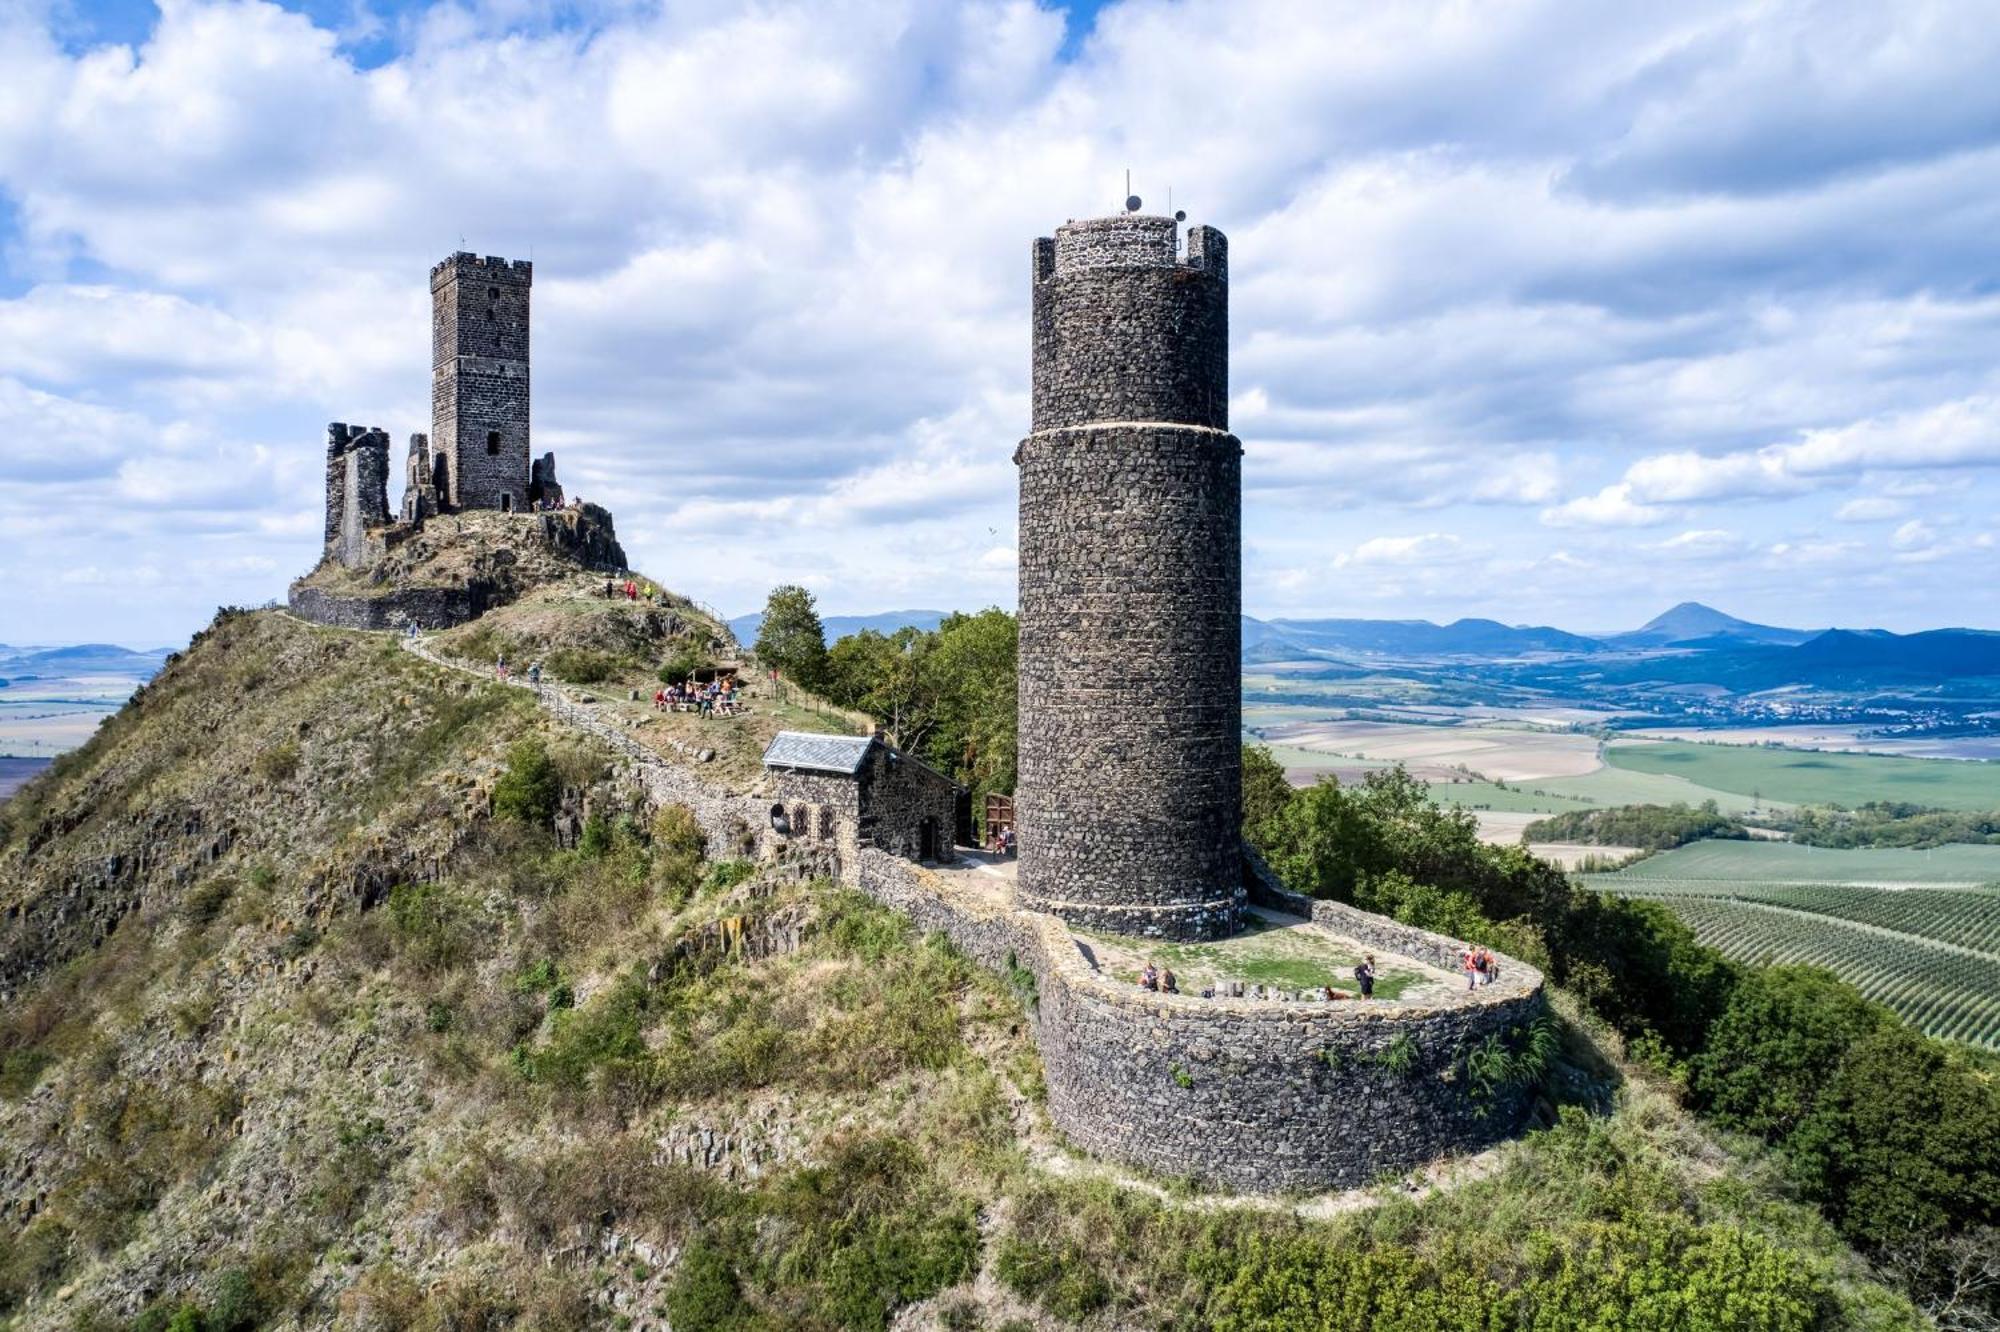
(1582, 878), (2000, 955)
(1591, 892), (2000, 1049)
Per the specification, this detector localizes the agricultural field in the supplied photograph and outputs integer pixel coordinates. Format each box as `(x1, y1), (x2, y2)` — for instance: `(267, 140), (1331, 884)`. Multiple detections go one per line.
(1608, 737), (2000, 811)
(1585, 839), (2000, 1048)
(1619, 896), (2000, 1049)
(1598, 838), (2000, 886)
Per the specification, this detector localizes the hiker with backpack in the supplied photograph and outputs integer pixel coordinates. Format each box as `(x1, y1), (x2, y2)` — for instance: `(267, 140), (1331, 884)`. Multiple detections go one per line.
(1354, 954), (1376, 999)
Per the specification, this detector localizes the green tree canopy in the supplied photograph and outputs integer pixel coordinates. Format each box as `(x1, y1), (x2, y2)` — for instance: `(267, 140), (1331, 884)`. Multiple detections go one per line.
(754, 585), (829, 689)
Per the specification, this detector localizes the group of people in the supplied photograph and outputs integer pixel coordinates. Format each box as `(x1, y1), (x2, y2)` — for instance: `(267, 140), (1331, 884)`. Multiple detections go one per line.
(1138, 961), (1178, 994)
(1460, 945), (1500, 989)
(987, 826), (1017, 856)
(654, 677), (740, 717)
(604, 577), (658, 603)
(494, 653), (543, 688)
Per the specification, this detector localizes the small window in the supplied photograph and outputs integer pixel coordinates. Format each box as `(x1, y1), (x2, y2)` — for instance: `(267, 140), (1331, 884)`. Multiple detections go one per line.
(489, 286), (499, 299)
(485, 431), (501, 455)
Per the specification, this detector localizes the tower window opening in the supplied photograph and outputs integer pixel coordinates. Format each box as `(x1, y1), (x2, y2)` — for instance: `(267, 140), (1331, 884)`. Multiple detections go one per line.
(489, 286), (499, 299)
(486, 431), (501, 455)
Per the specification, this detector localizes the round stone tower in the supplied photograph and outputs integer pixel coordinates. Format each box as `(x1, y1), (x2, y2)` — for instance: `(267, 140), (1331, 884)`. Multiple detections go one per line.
(1014, 212), (1244, 941)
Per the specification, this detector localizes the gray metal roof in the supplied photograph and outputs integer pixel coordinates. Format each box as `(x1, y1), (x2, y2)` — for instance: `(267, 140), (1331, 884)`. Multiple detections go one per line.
(762, 731), (877, 775)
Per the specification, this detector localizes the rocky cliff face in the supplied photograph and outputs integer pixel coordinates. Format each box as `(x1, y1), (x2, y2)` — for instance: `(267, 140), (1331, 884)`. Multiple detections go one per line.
(288, 507), (630, 632)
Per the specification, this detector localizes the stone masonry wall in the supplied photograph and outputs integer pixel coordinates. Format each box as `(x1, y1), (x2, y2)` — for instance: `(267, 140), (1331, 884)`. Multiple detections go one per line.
(1030, 217), (1228, 431)
(860, 745), (959, 862)
(854, 848), (1546, 1194)
(321, 423), (393, 569)
(1016, 214), (1240, 942)
(289, 583), (489, 632)
(432, 253), (532, 511)
(1015, 425), (1243, 940)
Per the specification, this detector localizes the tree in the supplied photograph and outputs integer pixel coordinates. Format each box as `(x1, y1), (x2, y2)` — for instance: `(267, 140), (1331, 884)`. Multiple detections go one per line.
(1691, 966), (1888, 1141)
(1241, 745), (1294, 840)
(754, 585), (829, 689)
(1785, 1023), (2000, 1250)
(493, 740), (561, 825)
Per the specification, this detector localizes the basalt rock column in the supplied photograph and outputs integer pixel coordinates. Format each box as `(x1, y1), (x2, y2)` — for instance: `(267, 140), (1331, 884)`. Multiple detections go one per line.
(1014, 214), (1243, 941)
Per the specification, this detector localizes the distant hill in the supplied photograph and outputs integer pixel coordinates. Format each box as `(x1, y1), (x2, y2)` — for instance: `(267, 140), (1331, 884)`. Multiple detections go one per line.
(727, 609), (949, 648)
(1244, 615), (1604, 659)
(0, 643), (174, 675)
(1589, 626), (2000, 690)
(1610, 602), (1818, 647)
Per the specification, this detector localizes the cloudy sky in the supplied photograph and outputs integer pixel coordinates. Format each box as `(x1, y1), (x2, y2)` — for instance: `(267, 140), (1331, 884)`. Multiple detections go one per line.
(3, 0), (1999, 647)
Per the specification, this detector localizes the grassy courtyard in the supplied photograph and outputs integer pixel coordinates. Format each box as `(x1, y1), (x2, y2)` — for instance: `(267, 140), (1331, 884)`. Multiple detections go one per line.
(1081, 909), (1438, 1001)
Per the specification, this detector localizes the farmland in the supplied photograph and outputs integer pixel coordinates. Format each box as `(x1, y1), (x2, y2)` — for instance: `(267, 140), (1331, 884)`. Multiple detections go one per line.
(1619, 896), (2000, 1049)
(1597, 838), (2000, 886)
(1608, 737), (2000, 811)
(1585, 839), (2000, 1048)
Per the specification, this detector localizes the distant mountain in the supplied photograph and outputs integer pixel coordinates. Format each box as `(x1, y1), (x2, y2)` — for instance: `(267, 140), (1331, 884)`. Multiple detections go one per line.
(1246, 616), (1604, 659)
(1590, 626), (2000, 691)
(727, 609), (949, 648)
(0, 643), (173, 676)
(1611, 602), (1818, 648)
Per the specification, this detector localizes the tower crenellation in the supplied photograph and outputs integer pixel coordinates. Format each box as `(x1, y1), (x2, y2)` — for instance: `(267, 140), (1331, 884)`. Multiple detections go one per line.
(1015, 211), (1244, 941)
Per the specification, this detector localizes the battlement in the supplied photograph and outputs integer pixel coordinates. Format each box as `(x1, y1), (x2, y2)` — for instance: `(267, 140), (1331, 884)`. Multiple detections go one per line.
(430, 251), (534, 291)
(1035, 214), (1228, 282)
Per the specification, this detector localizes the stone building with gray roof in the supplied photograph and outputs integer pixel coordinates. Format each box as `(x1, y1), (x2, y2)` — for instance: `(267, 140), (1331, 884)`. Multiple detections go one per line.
(761, 731), (961, 871)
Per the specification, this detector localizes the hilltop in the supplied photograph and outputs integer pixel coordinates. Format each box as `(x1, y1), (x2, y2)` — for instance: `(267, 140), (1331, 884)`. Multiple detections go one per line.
(0, 598), (1939, 1331)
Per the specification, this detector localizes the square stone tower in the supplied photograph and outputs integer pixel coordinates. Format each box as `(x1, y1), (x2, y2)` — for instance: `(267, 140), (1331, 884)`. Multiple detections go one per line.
(431, 252), (531, 511)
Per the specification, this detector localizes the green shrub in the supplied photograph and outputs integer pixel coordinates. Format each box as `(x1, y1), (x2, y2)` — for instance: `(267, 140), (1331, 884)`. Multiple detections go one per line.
(180, 877), (236, 927)
(493, 740), (561, 825)
(546, 648), (621, 684)
(665, 1235), (753, 1330)
(0, 1048), (56, 1100)
(579, 813), (614, 858)
(995, 1237), (1111, 1319)
(253, 740), (300, 783)
(384, 883), (478, 974)
(701, 859), (757, 895)
(658, 647), (710, 685)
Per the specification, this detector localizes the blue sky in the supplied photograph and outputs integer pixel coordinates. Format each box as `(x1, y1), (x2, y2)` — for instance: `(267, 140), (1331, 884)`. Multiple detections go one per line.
(2, 0), (1999, 646)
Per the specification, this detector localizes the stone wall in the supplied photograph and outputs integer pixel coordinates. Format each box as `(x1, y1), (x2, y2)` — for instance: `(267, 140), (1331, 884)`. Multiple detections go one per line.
(288, 583), (490, 632)
(765, 768), (864, 875)
(322, 423), (393, 569)
(401, 433), (442, 525)
(1016, 213), (1242, 942)
(853, 848), (1546, 1193)
(432, 253), (532, 511)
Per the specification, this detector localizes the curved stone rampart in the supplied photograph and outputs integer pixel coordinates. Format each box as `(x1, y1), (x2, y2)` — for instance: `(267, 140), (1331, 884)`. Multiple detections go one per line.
(855, 848), (1545, 1193)
(289, 582), (490, 631)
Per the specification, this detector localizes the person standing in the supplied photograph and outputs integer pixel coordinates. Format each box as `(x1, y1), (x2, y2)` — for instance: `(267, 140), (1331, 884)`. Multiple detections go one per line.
(1355, 954), (1376, 999)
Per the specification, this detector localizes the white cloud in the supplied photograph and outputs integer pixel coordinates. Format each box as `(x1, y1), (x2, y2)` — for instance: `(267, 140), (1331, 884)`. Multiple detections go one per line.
(1540, 483), (1675, 529)
(1333, 532), (1474, 567)
(1834, 496), (1907, 522)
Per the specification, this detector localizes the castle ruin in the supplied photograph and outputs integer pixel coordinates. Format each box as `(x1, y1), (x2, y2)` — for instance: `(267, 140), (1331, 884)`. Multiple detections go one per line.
(292, 252), (624, 630)
(1014, 213), (1244, 942)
